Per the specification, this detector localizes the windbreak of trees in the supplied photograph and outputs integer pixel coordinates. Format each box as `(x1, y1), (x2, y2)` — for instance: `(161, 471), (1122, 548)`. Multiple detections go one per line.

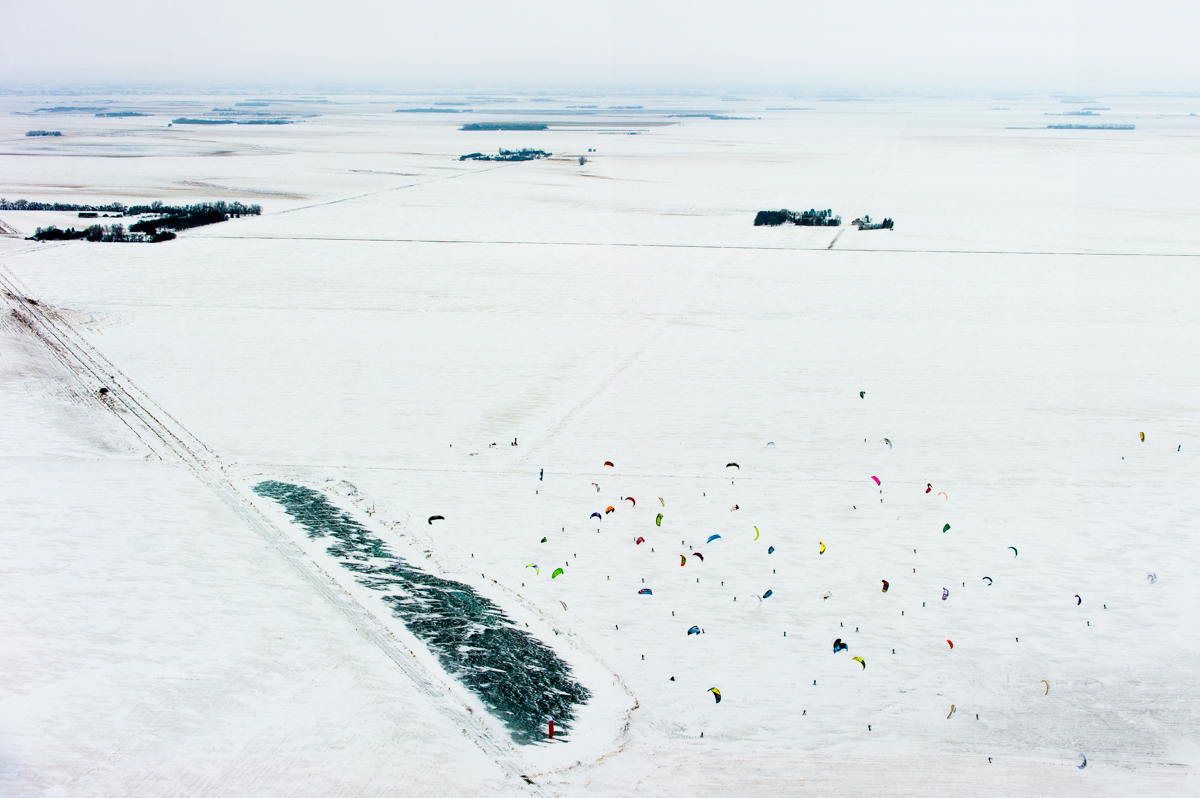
(461, 123), (548, 131)
(26, 130), (62, 137)
(1, 198), (261, 217)
(19, 200), (262, 244)
(1, 198), (125, 212)
(459, 148), (551, 162)
(29, 224), (176, 243)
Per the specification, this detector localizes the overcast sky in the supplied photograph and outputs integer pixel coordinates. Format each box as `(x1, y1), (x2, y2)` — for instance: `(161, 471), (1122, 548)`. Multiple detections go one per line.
(2, 0), (1196, 94)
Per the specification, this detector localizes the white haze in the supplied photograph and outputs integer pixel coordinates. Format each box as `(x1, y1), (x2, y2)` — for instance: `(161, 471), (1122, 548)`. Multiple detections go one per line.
(1, 0), (1198, 94)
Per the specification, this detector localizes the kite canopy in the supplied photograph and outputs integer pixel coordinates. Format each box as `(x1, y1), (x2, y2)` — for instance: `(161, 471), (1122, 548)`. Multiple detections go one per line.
(625, 497), (636, 506)
(1009, 546), (1019, 557)
(881, 580), (889, 592)
(551, 567), (564, 579)
(638, 588), (652, 595)
(1041, 679), (1050, 695)
(947, 639), (954, 649)
(680, 555), (687, 566)
(860, 391), (865, 398)
(942, 588), (949, 600)
(948, 704), (956, 719)
(1147, 573), (1157, 583)
(656, 513), (664, 527)
(943, 524), (951, 533)
(754, 526), (760, 540)
(768, 546), (775, 554)
(926, 483), (932, 493)
(428, 515), (445, 524)
(605, 506), (615, 514)
(559, 600), (568, 610)
(707, 534), (721, 544)
(1140, 432), (1145, 442)
(687, 625), (701, 635)
(982, 576), (993, 585)
(938, 492), (948, 500)
(726, 462), (740, 469)
(833, 638), (848, 653)
(708, 688), (722, 704)
(635, 536), (645, 545)
(694, 553), (705, 562)
(823, 591), (832, 601)
(871, 476), (881, 486)
(852, 656), (866, 669)
(1075, 594), (1081, 605)
(591, 512), (603, 520)
(762, 589), (773, 599)
(1078, 754), (1087, 769)
(819, 541), (826, 554)
(881, 438), (892, 448)
(604, 461), (614, 467)
(766, 442), (776, 447)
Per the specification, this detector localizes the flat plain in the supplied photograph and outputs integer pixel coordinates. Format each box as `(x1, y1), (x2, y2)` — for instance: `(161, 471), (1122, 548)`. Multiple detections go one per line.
(1, 93), (1198, 797)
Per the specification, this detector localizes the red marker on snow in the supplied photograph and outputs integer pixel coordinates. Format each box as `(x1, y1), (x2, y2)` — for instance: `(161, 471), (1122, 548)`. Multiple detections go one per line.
(548, 719), (554, 739)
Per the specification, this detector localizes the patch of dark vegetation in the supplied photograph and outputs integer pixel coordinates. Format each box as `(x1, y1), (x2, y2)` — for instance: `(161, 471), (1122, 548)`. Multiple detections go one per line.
(1047, 124), (1135, 130)
(171, 117), (291, 125)
(754, 208), (842, 226)
(459, 148), (551, 162)
(397, 108), (463, 113)
(252, 480), (591, 745)
(28, 224), (175, 243)
(237, 102), (271, 107)
(461, 122), (548, 131)
(96, 112), (149, 117)
(33, 106), (106, 112)
(25, 130), (62, 137)
(16, 199), (261, 243)
(172, 118), (233, 125)
(1, 199), (125, 212)
(669, 114), (758, 120)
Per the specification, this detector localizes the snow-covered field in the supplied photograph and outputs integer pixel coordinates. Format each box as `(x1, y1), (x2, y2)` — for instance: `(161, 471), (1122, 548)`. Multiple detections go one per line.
(1, 94), (1198, 796)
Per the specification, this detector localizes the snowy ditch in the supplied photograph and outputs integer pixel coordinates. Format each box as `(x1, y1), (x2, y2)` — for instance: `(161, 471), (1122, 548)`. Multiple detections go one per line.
(253, 480), (591, 744)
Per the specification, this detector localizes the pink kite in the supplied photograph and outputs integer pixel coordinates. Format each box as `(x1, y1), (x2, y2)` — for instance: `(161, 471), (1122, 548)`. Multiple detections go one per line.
(871, 476), (881, 486)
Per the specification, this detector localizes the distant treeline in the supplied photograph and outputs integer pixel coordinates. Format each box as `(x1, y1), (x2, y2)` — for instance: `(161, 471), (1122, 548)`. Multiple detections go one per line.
(754, 209), (842, 227)
(171, 117), (293, 125)
(669, 114), (759, 120)
(25, 130), (62, 137)
(1047, 124), (1135, 130)
(461, 123), (548, 131)
(397, 108), (464, 113)
(29, 224), (175, 243)
(19, 200), (261, 243)
(459, 148), (550, 162)
(97, 112), (149, 117)
(1, 199), (261, 217)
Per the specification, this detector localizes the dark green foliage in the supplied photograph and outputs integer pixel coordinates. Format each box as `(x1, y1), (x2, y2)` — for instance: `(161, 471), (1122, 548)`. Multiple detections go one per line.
(96, 112), (149, 117)
(253, 481), (590, 745)
(25, 130), (62, 137)
(171, 118), (235, 125)
(754, 210), (789, 226)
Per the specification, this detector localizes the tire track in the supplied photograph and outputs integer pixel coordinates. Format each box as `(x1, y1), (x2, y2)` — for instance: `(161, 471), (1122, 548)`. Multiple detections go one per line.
(0, 259), (549, 796)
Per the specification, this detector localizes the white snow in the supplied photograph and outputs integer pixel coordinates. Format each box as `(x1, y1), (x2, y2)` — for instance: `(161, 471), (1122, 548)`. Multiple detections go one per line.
(1, 94), (1198, 796)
